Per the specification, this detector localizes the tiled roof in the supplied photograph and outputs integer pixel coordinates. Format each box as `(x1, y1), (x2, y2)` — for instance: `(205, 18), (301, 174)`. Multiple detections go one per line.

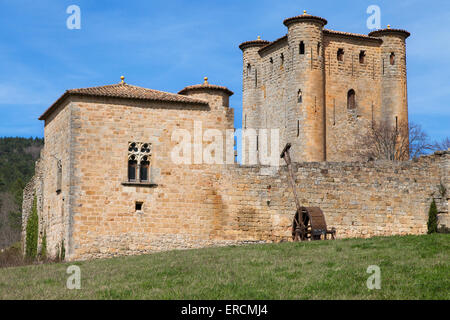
(283, 14), (328, 27)
(39, 83), (208, 120)
(256, 28), (384, 56)
(258, 35), (288, 54)
(324, 29), (383, 42)
(368, 28), (410, 38)
(178, 83), (234, 96)
(239, 39), (270, 51)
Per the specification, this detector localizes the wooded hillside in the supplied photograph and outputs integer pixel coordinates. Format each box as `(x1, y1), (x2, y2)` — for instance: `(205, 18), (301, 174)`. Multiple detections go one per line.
(0, 137), (43, 249)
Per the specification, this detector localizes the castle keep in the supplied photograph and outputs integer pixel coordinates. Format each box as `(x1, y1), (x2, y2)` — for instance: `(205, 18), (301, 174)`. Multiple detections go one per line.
(240, 12), (410, 162)
(22, 12), (449, 261)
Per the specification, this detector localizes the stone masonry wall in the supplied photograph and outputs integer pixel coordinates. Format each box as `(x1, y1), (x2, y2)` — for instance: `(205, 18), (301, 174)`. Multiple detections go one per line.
(218, 152), (449, 242)
(25, 122), (449, 261)
(66, 96), (235, 261)
(324, 35), (383, 161)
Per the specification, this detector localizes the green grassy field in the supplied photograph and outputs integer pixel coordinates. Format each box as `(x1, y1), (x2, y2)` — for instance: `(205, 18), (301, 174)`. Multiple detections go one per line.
(0, 234), (448, 300)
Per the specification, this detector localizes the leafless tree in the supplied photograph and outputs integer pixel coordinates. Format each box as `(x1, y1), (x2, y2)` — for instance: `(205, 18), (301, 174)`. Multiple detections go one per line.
(356, 121), (433, 161)
(409, 122), (434, 159)
(432, 137), (450, 151)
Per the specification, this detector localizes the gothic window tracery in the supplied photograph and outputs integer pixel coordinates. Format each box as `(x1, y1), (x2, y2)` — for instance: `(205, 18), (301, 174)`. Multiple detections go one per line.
(128, 142), (152, 182)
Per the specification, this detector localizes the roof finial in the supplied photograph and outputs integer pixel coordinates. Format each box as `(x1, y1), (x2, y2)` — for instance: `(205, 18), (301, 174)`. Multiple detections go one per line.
(120, 76), (125, 84)
(257, 35), (261, 40)
(204, 77), (208, 84)
(387, 24), (391, 29)
(303, 10), (307, 15)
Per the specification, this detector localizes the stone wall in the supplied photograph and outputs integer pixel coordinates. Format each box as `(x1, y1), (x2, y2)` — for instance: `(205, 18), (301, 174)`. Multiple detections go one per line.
(64, 96), (235, 261)
(24, 130), (449, 261)
(324, 35), (383, 161)
(218, 152), (449, 241)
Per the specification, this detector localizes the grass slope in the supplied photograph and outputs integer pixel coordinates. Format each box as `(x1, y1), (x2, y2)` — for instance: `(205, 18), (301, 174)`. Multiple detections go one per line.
(0, 234), (448, 300)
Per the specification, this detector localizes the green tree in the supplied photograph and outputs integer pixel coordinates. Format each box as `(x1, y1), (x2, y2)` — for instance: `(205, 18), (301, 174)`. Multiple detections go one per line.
(40, 230), (47, 260)
(60, 240), (66, 261)
(8, 178), (25, 230)
(25, 195), (39, 260)
(427, 199), (438, 234)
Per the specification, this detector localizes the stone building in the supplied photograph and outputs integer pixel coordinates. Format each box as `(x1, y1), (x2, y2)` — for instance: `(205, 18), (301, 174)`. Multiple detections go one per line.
(22, 12), (449, 261)
(240, 11), (410, 161)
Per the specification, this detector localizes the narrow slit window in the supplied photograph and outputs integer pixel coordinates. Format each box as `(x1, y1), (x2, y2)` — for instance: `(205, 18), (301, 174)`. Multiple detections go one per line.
(337, 48), (344, 61)
(297, 120), (300, 137)
(317, 42), (321, 56)
(359, 50), (366, 64)
(299, 41), (305, 55)
(56, 160), (62, 193)
(347, 89), (356, 110)
(280, 53), (284, 65)
(247, 63), (251, 76)
(297, 89), (302, 103)
(390, 52), (395, 65)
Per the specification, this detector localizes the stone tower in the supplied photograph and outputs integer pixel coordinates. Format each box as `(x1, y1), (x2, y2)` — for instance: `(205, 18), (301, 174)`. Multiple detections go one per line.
(283, 12), (327, 162)
(369, 27), (410, 129)
(240, 11), (410, 162)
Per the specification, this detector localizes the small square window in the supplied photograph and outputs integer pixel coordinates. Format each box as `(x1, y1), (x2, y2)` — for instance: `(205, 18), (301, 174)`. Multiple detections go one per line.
(135, 202), (143, 211)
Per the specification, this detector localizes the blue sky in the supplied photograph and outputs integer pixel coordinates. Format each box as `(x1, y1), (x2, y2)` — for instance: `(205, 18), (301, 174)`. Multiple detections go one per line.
(0, 0), (448, 142)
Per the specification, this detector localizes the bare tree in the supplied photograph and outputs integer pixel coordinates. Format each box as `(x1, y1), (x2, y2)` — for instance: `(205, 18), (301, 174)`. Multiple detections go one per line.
(356, 120), (435, 161)
(409, 122), (434, 159)
(432, 137), (450, 151)
(356, 120), (410, 161)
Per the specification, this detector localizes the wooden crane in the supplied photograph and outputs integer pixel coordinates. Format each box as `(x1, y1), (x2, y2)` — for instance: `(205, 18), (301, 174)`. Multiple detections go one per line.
(280, 143), (336, 241)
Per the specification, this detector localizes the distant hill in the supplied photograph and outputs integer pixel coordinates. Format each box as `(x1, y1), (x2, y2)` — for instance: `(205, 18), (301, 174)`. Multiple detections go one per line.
(0, 137), (44, 249)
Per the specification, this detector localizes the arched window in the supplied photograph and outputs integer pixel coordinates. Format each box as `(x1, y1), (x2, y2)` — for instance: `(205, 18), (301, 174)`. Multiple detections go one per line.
(347, 89), (356, 110)
(390, 52), (395, 65)
(128, 155), (137, 181)
(140, 156), (150, 182)
(247, 63), (251, 76)
(297, 89), (303, 103)
(337, 48), (344, 61)
(299, 41), (305, 55)
(280, 53), (284, 65)
(317, 42), (321, 56)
